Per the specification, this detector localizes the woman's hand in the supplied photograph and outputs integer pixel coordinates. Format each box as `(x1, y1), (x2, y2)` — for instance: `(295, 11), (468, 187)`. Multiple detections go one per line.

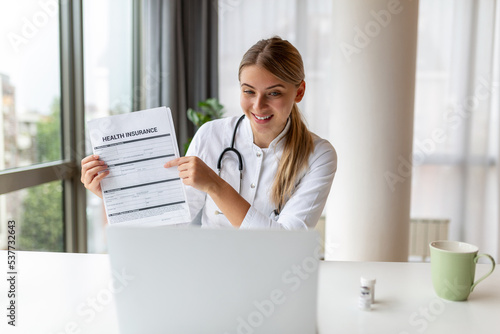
(164, 156), (221, 194)
(81, 155), (109, 198)
(164, 156), (250, 227)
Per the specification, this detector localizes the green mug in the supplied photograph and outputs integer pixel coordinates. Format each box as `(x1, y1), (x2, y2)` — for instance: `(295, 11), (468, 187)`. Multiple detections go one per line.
(429, 240), (495, 301)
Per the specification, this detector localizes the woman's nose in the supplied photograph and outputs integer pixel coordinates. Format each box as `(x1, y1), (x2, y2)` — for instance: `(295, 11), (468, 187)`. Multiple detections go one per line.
(253, 95), (266, 111)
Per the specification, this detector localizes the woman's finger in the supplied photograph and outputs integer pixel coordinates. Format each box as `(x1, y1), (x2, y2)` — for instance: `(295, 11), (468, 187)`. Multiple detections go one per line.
(89, 170), (109, 188)
(84, 164), (108, 186)
(81, 154), (99, 166)
(164, 157), (182, 168)
(81, 160), (106, 182)
(164, 156), (195, 169)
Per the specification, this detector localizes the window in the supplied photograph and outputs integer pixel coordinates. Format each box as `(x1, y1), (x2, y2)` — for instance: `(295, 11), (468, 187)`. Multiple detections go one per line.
(1, 0), (136, 253)
(0, 181), (63, 251)
(0, 0), (63, 250)
(411, 0), (499, 256)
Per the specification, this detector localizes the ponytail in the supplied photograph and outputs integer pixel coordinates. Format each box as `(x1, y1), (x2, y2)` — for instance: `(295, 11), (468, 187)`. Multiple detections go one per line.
(271, 103), (313, 211)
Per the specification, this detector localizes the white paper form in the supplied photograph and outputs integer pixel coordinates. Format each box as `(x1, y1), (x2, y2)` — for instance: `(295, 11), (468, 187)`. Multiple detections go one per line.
(87, 107), (191, 225)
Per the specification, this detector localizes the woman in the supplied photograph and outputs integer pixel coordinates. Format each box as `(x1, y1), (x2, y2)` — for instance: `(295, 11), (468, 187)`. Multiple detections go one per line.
(81, 36), (337, 229)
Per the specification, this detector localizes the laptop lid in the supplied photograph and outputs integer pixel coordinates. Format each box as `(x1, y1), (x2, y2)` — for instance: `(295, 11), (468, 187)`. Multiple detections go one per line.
(107, 225), (320, 334)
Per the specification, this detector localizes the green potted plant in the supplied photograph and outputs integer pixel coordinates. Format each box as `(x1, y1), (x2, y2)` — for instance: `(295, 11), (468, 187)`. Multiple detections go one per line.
(184, 98), (225, 154)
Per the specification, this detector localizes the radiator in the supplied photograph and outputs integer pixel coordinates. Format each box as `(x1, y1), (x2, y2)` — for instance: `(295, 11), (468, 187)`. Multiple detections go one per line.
(409, 218), (450, 262)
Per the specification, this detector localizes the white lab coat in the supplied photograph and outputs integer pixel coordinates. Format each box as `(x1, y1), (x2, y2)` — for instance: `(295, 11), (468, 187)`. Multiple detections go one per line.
(185, 115), (337, 229)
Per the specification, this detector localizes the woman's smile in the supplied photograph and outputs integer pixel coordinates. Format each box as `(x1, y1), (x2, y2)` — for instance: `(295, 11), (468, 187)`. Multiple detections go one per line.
(252, 113), (274, 122)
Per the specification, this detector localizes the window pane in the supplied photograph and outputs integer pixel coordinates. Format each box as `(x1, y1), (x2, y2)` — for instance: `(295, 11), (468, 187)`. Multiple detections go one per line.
(0, 180), (64, 251)
(83, 0), (133, 253)
(0, 1), (61, 170)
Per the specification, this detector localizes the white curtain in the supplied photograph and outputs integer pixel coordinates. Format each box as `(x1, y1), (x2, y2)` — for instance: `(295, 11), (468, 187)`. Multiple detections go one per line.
(218, 0), (500, 260)
(411, 0), (500, 260)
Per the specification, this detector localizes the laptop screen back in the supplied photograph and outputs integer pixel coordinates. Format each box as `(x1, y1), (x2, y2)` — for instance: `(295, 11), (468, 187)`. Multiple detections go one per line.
(107, 226), (320, 334)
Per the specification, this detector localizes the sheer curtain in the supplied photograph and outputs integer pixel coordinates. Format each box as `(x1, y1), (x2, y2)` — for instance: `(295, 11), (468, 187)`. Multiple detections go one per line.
(412, 0), (500, 259)
(219, 0), (500, 259)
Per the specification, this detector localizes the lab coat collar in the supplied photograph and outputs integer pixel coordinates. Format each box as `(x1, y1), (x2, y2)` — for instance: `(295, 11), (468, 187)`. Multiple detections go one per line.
(242, 116), (291, 151)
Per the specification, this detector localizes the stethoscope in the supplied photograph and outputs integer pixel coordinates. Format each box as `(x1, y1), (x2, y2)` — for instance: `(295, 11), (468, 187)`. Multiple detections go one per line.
(215, 115), (280, 218)
(217, 114), (245, 194)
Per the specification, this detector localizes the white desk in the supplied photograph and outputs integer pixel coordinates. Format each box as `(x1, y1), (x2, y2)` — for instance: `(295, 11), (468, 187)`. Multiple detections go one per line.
(1, 251), (498, 334)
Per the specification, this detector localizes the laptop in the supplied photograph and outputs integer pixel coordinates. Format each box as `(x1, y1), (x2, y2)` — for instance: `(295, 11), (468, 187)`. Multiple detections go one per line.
(107, 225), (320, 334)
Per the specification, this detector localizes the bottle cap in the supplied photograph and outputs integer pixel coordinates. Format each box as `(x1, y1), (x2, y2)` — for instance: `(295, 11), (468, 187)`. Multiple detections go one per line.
(360, 277), (376, 286)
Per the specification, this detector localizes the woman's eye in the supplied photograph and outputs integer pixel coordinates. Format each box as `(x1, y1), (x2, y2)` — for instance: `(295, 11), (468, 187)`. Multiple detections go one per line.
(243, 90), (254, 95)
(269, 91), (281, 97)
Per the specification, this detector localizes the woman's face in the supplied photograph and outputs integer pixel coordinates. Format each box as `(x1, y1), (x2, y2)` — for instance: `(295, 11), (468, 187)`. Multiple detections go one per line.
(239, 65), (305, 148)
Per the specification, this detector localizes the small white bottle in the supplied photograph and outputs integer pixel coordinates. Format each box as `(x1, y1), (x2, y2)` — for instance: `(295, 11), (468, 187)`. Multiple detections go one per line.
(360, 277), (376, 304)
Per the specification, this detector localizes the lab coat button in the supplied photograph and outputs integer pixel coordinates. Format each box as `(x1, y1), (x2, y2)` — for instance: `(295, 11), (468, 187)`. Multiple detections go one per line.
(250, 183), (256, 189)
(256, 152), (262, 157)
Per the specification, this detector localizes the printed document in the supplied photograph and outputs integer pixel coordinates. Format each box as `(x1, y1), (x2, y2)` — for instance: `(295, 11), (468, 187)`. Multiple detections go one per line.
(87, 106), (191, 225)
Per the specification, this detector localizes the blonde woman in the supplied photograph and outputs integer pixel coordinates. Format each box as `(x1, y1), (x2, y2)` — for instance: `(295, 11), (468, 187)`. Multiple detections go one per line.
(82, 36), (337, 229)
(165, 36), (336, 229)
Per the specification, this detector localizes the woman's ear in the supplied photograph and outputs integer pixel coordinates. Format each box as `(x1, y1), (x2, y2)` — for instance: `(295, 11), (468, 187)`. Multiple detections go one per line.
(295, 81), (306, 103)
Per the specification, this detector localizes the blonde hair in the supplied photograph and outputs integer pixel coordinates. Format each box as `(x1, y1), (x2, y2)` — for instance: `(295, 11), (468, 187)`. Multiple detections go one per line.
(238, 37), (314, 212)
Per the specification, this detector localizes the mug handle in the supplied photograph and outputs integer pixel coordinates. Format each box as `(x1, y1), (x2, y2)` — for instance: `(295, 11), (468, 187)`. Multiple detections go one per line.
(470, 253), (496, 292)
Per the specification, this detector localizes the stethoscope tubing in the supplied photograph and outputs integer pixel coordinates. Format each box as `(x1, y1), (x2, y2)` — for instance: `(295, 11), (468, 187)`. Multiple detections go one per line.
(215, 114), (280, 218)
(217, 115), (245, 172)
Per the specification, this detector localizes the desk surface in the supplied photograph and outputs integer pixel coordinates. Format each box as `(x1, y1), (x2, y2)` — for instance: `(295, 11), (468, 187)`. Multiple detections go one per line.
(0, 251), (498, 334)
